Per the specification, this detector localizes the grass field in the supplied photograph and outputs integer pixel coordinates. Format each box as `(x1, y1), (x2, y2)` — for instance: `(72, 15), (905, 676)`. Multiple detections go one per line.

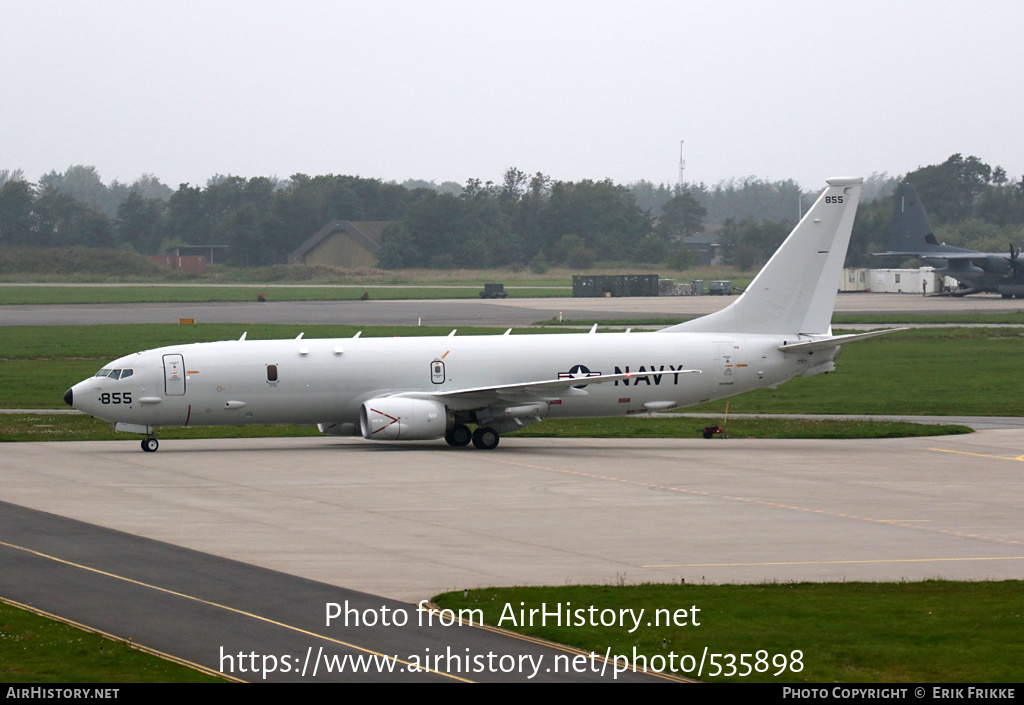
(7, 580), (1019, 683)
(683, 326), (1023, 417)
(0, 261), (751, 285)
(511, 415), (970, 440)
(0, 413), (970, 443)
(0, 600), (224, 683)
(547, 312), (1024, 327)
(833, 311), (1024, 325)
(2, 324), (1019, 417)
(0, 264), (756, 303)
(432, 581), (1024, 683)
(0, 322), (997, 443)
(0, 284), (568, 304)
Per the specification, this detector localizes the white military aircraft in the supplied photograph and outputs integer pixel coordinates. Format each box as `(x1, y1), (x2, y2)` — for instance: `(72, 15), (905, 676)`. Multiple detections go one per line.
(64, 177), (893, 452)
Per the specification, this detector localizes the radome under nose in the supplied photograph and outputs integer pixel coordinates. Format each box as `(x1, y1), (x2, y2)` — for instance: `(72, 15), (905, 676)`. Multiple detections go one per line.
(63, 387), (73, 407)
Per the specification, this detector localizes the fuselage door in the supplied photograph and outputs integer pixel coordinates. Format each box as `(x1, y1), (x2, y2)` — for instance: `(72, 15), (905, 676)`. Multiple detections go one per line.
(716, 343), (737, 385)
(163, 354), (186, 396)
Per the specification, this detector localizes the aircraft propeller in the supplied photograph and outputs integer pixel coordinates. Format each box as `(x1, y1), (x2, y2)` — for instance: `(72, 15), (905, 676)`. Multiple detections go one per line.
(1008, 243), (1021, 277)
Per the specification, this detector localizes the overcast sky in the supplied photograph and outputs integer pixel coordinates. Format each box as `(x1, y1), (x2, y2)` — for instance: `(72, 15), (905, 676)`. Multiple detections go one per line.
(3, 1), (1023, 191)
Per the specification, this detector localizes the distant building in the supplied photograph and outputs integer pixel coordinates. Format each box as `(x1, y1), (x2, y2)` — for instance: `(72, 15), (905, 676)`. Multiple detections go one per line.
(869, 268), (942, 294)
(839, 267), (869, 292)
(288, 221), (389, 268)
(163, 245), (229, 265)
(573, 274), (660, 297)
(149, 254), (208, 274)
(840, 267), (957, 294)
(151, 244), (229, 273)
(681, 235), (721, 266)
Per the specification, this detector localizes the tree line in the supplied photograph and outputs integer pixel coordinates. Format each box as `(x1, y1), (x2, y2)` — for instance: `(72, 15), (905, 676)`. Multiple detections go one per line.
(1, 155), (1021, 271)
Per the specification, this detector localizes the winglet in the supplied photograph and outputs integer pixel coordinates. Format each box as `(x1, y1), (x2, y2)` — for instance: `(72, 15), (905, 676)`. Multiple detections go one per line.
(661, 177), (863, 336)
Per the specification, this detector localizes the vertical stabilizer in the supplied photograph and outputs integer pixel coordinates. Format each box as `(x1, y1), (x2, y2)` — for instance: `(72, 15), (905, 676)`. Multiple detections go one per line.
(661, 177), (862, 336)
(885, 182), (971, 255)
(889, 182), (936, 250)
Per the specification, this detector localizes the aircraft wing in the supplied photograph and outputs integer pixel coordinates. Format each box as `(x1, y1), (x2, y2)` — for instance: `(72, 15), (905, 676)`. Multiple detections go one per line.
(778, 329), (903, 353)
(926, 252), (1008, 261)
(397, 370), (700, 409)
(877, 250), (1000, 260)
(872, 250), (949, 257)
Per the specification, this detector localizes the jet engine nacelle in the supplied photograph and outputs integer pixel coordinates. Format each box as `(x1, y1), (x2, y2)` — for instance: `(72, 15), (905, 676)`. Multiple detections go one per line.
(983, 255), (1012, 275)
(946, 261), (986, 276)
(359, 397), (451, 441)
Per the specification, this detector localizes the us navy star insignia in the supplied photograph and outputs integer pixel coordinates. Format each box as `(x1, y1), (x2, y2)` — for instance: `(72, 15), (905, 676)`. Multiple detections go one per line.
(558, 364), (602, 388)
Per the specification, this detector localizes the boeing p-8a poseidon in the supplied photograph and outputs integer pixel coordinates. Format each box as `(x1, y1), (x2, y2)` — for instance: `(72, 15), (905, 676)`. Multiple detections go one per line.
(65, 177), (892, 452)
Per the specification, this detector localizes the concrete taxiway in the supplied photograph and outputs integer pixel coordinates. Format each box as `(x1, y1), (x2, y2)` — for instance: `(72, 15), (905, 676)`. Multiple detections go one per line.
(2, 292), (1022, 327)
(4, 421), (1022, 681)
(4, 433), (1022, 603)
(1, 501), (665, 682)
(3, 293), (1022, 679)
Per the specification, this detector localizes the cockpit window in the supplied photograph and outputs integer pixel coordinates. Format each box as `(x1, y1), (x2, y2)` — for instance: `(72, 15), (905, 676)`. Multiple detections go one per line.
(94, 368), (133, 380)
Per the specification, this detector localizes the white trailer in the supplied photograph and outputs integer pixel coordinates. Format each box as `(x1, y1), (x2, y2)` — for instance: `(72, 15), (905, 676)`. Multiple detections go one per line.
(868, 268), (943, 294)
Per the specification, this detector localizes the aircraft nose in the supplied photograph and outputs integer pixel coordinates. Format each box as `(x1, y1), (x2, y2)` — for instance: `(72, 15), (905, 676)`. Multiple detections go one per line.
(63, 387), (73, 407)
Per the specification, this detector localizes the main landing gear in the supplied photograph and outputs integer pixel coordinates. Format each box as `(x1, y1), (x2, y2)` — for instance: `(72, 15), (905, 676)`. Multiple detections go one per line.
(444, 424), (472, 447)
(471, 426), (499, 450)
(445, 424), (500, 450)
(141, 437), (159, 452)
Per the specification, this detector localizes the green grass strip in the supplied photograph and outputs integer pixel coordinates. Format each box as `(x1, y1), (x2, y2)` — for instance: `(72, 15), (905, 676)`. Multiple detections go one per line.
(0, 284), (565, 305)
(433, 581), (1024, 682)
(0, 600), (224, 682)
(510, 416), (971, 440)
(0, 414), (970, 443)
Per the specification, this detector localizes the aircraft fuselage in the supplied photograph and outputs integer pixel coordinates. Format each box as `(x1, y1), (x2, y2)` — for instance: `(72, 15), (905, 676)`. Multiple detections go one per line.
(65, 176), (870, 451)
(66, 331), (820, 431)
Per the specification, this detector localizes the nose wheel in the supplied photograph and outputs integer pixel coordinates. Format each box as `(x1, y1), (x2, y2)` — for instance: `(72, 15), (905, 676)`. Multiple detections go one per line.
(141, 437), (159, 452)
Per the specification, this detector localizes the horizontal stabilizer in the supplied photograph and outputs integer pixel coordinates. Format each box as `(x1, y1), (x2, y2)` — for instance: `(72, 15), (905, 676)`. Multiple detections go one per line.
(778, 328), (903, 353)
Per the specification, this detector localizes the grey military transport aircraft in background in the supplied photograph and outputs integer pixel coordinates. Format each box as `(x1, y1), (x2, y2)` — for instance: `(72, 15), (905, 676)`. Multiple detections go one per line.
(65, 177), (897, 452)
(875, 182), (1023, 298)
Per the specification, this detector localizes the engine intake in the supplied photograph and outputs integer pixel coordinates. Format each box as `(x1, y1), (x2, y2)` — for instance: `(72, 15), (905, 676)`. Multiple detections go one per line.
(359, 397), (451, 441)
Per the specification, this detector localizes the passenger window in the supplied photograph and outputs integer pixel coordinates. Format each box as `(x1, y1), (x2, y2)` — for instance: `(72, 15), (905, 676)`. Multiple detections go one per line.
(267, 364), (278, 382)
